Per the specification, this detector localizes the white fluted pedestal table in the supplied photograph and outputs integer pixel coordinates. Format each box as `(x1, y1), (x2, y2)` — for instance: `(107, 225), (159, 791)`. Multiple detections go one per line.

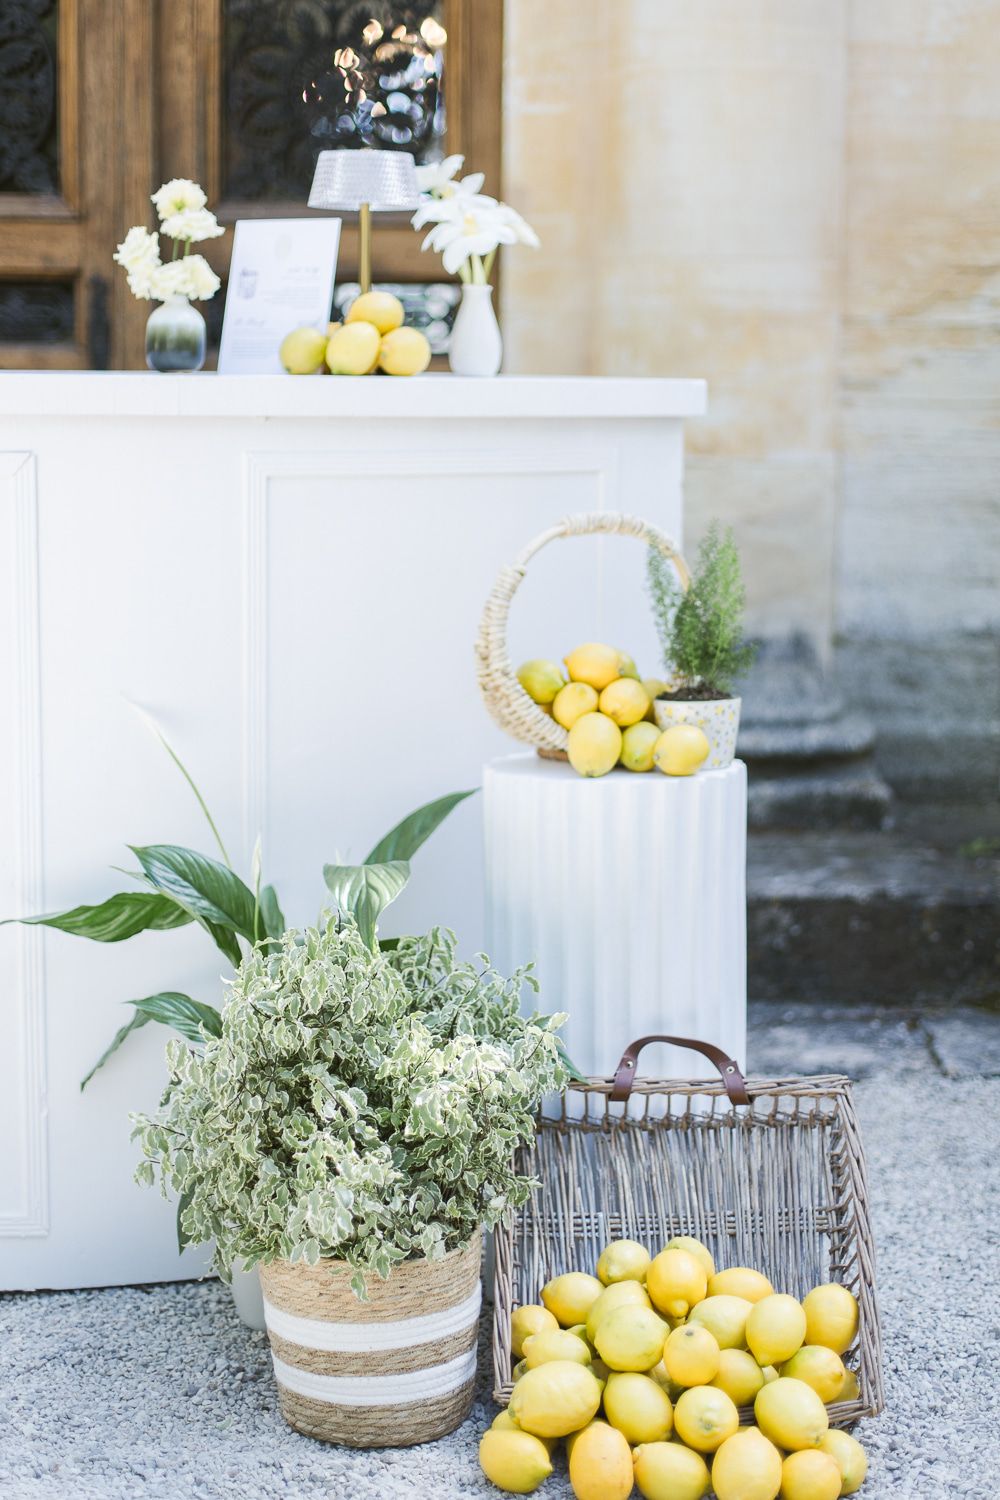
(484, 754), (747, 1084)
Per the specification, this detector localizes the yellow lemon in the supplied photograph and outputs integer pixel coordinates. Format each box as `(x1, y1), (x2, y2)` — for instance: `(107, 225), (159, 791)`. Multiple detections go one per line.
(747, 1296), (807, 1368)
(664, 1236), (716, 1278)
(688, 1295), (753, 1349)
(523, 1329), (592, 1368)
(633, 1440), (710, 1500)
(819, 1429), (868, 1494)
(673, 1386), (740, 1453)
(509, 1360), (603, 1438)
(552, 680), (599, 728)
(345, 289), (404, 334)
(378, 325), (431, 376)
(566, 1322), (589, 1341)
(567, 712), (623, 777)
(802, 1285), (859, 1356)
(780, 1347), (846, 1404)
(599, 677), (651, 727)
(586, 1280), (651, 1344)
(711, 1347), (767, 1406)
(568, 1420), (633, 1500)
(490, 1409), (557, 1457)
(663, 1324), (721, 1387)
(597, 1238), (651, 1285)
(780, 1449), (842, 1500)
(761, 1365), (779, 1385)
(541, 1271), (604, 1327)
(709, 1267), (774, 1303)
(479, 1426), (553, 1493)
(511, 1304), (559, 1358)
(325, 321), (380, 374)
(618, 652), (641, 680)
(516, 658), (566, 705)
(647, 1247), (708, 1319)
(564, 643), (626, 691)
(836, 1368), (860, 1402)
(712, 1427), (784, 1500)
(619, 720), (661, 771)
(754, 1377), (829, 1452)
(279, 326), (328, 374)
(641, 678), (671, 720)
(603, 1371), (673, 1444)
(653, 723), (711, 776)
(595, 1304), (668, 1372)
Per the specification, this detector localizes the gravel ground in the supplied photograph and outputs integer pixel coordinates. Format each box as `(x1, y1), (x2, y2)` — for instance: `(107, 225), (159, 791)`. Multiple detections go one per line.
(2, 1019), (998, 1500)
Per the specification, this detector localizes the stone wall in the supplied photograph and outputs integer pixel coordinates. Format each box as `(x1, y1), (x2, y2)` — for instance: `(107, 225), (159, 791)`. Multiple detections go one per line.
(501, 0), (1000, 797)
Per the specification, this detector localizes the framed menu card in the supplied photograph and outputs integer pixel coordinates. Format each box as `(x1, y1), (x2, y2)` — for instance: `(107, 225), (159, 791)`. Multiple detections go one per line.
(217, 218), (341, 374)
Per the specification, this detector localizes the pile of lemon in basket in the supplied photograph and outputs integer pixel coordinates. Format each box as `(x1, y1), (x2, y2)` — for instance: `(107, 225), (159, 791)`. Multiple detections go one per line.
(481, 1236), (868, 1499)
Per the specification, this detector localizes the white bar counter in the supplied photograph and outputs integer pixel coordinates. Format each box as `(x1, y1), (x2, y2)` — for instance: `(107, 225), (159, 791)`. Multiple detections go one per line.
(0, 372), (705, 1290)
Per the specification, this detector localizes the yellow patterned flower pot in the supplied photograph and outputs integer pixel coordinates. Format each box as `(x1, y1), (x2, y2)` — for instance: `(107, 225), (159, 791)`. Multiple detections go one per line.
(653, 696), (742, 770)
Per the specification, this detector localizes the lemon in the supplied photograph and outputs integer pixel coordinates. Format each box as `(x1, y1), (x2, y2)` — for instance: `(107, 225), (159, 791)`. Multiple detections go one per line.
(378, 325), (431, 376)
(509, 1359), (603, 1438)
(688, 1294), (752, 1349)
(594, 1303), (668, 1372)
(512, 1358), (529, 1381)
(566, 1322), (589, 1341)
(599, 677), (651, 727)
(522, 1329), (592, 1368)
(279, 326), (328, 374)
(619, 720), (661, 771)
(510, 1304), (559, 1358)
(648, 1359), (684, 1401)
(711, 1427), (783, 1500)
(754, 1377), (829, 1451)
(819, 1429), (868, 1494)
(567, 712), (623, 777)
(802, 1285), (859, 1356)
(836, 1368), (859, 1402)
(653, 723), (711, 776)
(780, 1449), (842, 1500)
(711, 1347), (766, 1405)
(646, 1247), (708, 1318)
(591, 1357), (611, 1386)
(325, 321), (380, 374)
(761, 1365), (779, 1385)
(780, 1346), (846, 1404)
(633, 1440), (710, 1500)
(673, 1386), (739, 1453)
(567, 1419), (633, 1500)
(541, 1271), (604, 1327)
(597, 1238), (651, 1285)
(564, 643), (626, 691)
(641, 678), (671, 719)
(663, 1324), (721, 1387)
(585, 1281), (651, 1344)
(747, 1295), (807, 1367)
(345, 290), (404, 334)
(479, 1426), (553, 1493)
(552, 680), (599, 728)
(491, 1409), (557, 1456)
(603, 1371), (673, 1443)
(664, 1236), (716, 1278)
(618, 652), (641, 680)
(708, 1267), (774, 1303)
(516, 659), (566, 705)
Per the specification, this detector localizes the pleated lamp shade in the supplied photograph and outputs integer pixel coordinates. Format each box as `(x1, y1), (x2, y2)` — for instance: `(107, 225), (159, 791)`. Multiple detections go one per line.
(308, 149), (420, 213)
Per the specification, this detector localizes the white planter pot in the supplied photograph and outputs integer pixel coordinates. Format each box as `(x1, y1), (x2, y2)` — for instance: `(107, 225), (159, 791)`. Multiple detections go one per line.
(653, 696), (742, 770)
(448, 284), (502, 376)
(229, 1258), (266, 1329)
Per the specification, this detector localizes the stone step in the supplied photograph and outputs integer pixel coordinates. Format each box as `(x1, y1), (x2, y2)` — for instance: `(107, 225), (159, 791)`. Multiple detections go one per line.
(747, 764), (893, 831)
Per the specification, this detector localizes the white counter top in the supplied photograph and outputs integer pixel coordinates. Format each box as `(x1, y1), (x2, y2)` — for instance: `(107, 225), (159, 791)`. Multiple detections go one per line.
(0, 371), (706, 421)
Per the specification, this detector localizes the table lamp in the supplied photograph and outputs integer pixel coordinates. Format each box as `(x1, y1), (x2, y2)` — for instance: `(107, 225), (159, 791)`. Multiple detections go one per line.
(308, 149), (420, 294)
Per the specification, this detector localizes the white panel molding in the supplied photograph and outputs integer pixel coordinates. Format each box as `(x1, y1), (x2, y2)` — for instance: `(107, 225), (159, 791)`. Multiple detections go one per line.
(0, 452), (49, 1237)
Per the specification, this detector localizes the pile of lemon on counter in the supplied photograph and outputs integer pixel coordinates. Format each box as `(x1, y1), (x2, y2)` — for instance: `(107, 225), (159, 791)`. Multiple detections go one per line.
(481, 1236), (868, 1500)
(279, 291), (432, 377)
(517, 644), (709, 779)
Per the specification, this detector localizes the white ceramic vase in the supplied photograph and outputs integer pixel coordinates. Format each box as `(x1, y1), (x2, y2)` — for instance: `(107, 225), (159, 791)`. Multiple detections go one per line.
(229, 1258), (266, 1329)
(653, 696), (742, 770)
(448, 283), (502, 376)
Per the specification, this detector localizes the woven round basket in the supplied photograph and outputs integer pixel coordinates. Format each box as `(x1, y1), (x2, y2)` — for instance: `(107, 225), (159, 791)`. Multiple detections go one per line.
(259, 1237), (482, 1447)
(474, 511), (690, 756)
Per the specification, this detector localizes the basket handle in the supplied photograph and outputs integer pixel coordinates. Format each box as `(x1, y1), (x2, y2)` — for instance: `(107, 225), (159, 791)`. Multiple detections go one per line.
(610, 1034), (750, 1106)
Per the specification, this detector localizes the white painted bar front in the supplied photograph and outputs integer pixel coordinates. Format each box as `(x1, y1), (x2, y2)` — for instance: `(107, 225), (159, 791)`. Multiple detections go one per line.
(0, 372), (705, 1290)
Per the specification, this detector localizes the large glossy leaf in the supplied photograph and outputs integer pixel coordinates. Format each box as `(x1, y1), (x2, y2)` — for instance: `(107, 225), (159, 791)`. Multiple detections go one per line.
(323, 861), (410, 950)
(364, 789), (477, 865)
(80, 991), (221, 1091)
(129, 844), (257, 960)
(259, 884), (285, 942)
(3, 890), (193, 943)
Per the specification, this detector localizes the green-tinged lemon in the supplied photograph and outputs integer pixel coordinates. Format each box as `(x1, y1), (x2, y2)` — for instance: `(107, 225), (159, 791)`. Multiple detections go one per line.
(620, 720), (661, 771)
(618, 652), (641, 680)
(780, 1346), (846, 1404)
(754, 1377), (829, 1452)
(346, 290), (404, 334)
(709, 1268), (774, 1303)
(567, 712), (622, 777)
(836, 1368), (859, 1402)
(780, 1449), (842, 1500)
(509, 1360), (603, 1438)
(595, 1303), (669, 1372)
(819, 1429), (868, 1494)
(541, 1271), (604, 1327)
(653, 723), (711, 776)
(672, 1386), (740, 1453)
(279, 326), (328, 374)
(747, 1295), (807, 1368)
(633, 1440), (710, 1500)
(479, 1426), (553, 1493)
(688, 1295), (753, 1349)
(801, 1285), (859, 1356)
(663, 1324), (721, 1388)
(511, 1304), (559, 1358)
(647, 1247), (708, 1319)
(603, 1372), (673, 1444)
(599, 677), (651, 727)
(586, 1280), (651, 1344)
(567, 1419), (633, 1500)
(711, 1427), (783, 1500)
(564, 643), (626, 691)
(597, 1238), (651, 1286)
(641, 678), (671, 720)
(664, 1236), (716, 1278)
(378, 325), (431, 375)
(516, 658), (566, 705)
(325, 321), (380, 374)
(552, 680), (599, 728)
(711, 1347), (766, 1405)
(522, 1329), (592, 1368)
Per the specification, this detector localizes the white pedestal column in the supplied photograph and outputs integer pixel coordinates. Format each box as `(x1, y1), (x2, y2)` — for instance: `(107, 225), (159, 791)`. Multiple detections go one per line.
(484, 754), (747, 1084)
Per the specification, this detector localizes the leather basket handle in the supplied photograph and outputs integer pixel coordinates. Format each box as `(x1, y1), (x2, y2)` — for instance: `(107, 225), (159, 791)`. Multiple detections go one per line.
(610, 1034), (750, 1106)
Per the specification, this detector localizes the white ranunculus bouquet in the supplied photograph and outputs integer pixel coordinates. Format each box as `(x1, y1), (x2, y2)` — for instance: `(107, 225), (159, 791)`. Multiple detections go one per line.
(113, 178), (224, 303)
(412, 155), (538, 284)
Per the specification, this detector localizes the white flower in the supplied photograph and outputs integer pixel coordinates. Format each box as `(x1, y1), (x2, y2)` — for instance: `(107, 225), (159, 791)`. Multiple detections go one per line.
(411, 182), (494, 231)
(150, 254), (220, 303)
(421, 203), (517, 276)
(149, 260), (191, 301)
(160, 207), (225, 243)
(496, 202), (540, 248)
(113, 226), (162, 300)
(414, 154), (464, 194)
(151, 178), (207, 220)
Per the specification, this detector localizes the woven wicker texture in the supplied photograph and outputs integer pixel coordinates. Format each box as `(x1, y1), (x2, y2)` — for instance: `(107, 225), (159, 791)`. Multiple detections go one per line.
(259, 1239), (480, 1321)
(493, 1066), (884, 1428)
(474, 512), (690, 753)
(276, 1382), (476, 1449)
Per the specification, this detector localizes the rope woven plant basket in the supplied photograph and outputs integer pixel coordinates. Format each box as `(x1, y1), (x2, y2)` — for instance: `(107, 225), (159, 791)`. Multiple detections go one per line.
(475, 512), (690, 755)
(260, 1237), (481, 1447)
(493, 1036), (884, 1428)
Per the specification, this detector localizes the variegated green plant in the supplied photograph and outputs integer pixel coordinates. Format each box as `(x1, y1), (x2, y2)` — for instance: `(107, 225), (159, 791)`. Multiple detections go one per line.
(132, 921), (567, 1295)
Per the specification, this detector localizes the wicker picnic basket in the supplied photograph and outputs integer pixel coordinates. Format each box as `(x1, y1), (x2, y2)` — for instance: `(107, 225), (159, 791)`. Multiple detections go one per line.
(475, 512), (690, 756)
(493, 1036), (884, 1427)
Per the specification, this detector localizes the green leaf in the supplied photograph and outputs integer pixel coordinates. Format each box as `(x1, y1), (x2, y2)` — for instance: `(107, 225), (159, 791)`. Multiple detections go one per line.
(556, 1039), (589, 1085)
(129, 844), (257, 959)
(80, 1009), (151, 1091)
(131, 703), (232, 868)
(323, 861), (410, 950)
(364, 790), (477, 865)
(259, 884), (285, 942)
(80, 991), (221, 1091)
(176, 1185), (196, 1254)
(3, 890), (193, 943)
